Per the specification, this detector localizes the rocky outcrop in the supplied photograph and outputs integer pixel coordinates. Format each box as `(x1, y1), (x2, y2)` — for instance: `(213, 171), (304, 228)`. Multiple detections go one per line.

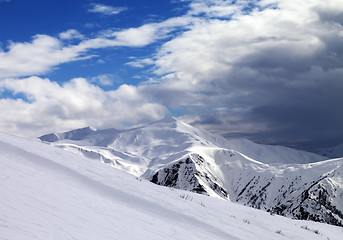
(148, 153), (343, 227)
(148, 154), (229, 199)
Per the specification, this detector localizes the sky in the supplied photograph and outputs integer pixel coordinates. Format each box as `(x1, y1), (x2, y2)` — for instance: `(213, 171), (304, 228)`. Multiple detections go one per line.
(0, 0), (342, 152)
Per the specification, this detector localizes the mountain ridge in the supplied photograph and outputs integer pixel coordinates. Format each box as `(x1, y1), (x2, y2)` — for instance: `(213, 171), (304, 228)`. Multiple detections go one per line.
(319, 143), (343, 158)
(39, 117), (343, 226)
(39, 117), (327, 165)
(2, 130), (342, 239)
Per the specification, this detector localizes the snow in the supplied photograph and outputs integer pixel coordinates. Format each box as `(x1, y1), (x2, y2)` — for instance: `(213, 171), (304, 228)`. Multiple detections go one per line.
(36, 117), (343, 226)
(39, 126), (97, 142)
(1, 131), (343, 240)
(39, 117), (328, 177)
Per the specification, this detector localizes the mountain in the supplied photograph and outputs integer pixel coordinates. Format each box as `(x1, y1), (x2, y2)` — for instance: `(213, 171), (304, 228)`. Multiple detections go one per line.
(319, 143), (343, 158)
(39, 126), (97, 142)
(1, 131), (342, 240)
(39, 117), (343, 226)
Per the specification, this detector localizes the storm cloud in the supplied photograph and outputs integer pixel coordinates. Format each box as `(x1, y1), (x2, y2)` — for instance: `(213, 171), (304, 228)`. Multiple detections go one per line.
(142, 0), (343, 151)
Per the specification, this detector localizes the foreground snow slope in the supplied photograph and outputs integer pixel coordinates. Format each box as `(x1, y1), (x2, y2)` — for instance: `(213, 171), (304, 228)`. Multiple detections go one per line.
(1, 132), (342, 240)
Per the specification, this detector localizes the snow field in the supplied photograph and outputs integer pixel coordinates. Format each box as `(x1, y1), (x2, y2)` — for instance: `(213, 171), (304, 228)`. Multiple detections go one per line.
(1, 131), (343, 240)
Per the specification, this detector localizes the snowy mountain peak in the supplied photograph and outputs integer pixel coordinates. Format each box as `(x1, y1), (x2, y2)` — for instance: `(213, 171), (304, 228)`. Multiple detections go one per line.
(39, 126), (97, 142)
(143, 117), (200, 137)
(2, 131), (342, 240)
(39, 117), (328, 167)
(38, 118), (343, 226)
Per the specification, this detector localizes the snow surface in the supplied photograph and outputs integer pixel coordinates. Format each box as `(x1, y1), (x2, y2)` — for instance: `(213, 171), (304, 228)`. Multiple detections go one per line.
(1, 131), (343, 240)
(40, 117), (328, 176)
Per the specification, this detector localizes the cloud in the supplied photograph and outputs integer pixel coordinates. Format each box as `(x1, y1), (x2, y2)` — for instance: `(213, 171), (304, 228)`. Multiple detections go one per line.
(111, 16), (195, 47)
(0, 15), (194, 79)
(59, 29), (84, 40)
(0, 76), (167, 137)
(0, 34), (88, 78)
(1, 0), (342, 151)
(187, 0), (247, 18)
(127, 58), (154, 68)
(140, 0), (343, 150)
(113, 24), (160, 47)
(88, 3), (127, 16)
(91, 74), (121, 86)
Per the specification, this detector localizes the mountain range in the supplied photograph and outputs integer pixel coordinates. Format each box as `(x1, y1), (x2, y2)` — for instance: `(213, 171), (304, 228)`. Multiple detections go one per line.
(2, 130), (343, 239)
(39, 117), (343, 227)
(319, 143), (343, 159)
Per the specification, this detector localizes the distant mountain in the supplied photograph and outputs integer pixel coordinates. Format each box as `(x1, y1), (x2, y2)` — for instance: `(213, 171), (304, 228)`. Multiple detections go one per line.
(39, 126), (97, 142)
(39, 117), (343, 226)
(319, 143), (343, 158)
(3, 131), (342, 240)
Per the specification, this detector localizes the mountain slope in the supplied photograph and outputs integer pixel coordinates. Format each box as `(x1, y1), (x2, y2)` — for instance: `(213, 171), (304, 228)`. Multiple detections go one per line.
(3, 131), (343, 240)
(39, 117), (343, 226)
(319, 143), (343, 158)
(39, 117), (327, 174)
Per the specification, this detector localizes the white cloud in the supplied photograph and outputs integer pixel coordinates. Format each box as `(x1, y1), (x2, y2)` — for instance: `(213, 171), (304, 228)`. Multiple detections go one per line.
(113, 24), (160, 47)
(0, 14), (196, 79)
(0, 77), (167, 137)
(59, 29), (84, 40)
(152, 0), (342, 93)
(187, 0), (245, 18)
(91, 74), (120, 86)
(88, 3), (127, 15)
(0, 35), (88, 78)
(111, 16), (194, 47)
(127, 58), (154, 68)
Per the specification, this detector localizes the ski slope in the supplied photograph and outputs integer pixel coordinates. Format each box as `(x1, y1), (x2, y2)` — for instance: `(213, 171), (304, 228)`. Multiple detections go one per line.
(1, 131), (342, 240)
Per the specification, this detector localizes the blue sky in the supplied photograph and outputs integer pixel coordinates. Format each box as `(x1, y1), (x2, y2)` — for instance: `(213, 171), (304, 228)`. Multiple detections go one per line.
(0, 0), (187, 84)
(0, 0), (342, 152)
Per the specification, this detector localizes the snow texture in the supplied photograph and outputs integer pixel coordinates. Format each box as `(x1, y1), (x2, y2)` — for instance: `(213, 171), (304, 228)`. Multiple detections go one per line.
(1, 131), (343, 240)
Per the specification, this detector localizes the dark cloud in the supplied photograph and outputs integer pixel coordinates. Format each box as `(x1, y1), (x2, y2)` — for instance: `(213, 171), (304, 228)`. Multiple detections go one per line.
(147, 0), (343, 152)
(192, 115), (223, 126)
(185, 67), (343, 152)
